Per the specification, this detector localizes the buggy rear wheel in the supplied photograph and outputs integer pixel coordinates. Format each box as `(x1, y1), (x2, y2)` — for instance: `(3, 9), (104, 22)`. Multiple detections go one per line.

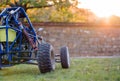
(60, 46), (70, 68)
(37, 43), (55, 73)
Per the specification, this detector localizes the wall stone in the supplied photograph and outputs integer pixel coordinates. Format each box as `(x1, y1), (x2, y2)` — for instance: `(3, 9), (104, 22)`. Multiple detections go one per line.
(36, 26), (120, 57)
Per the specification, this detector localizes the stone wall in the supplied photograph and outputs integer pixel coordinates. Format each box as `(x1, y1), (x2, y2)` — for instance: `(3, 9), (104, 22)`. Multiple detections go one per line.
(36, 26), (120, 57)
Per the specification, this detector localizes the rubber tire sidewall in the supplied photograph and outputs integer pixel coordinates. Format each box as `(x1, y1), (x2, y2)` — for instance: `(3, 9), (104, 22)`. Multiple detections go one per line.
(60, 46), (70, 68)
(37, 43), (55, 73)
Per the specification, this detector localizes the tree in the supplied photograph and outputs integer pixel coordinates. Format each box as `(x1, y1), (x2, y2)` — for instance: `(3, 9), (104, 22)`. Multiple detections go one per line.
(1, 0), (89, 22)
(109, 15), (120, 24)
(0, 0), (78, 12)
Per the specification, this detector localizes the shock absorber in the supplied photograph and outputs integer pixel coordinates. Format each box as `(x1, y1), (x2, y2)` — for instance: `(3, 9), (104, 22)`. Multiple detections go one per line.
(18, 22), (38, 50)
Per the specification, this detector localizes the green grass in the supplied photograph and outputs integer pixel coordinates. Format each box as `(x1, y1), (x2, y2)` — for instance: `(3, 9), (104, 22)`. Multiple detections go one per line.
(0, 58), (120, 81)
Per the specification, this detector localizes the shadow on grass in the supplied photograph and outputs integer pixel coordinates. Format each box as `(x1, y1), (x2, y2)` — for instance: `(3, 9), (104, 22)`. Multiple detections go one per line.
(1, 63), (64, 76)
(1, 64), (40, 76)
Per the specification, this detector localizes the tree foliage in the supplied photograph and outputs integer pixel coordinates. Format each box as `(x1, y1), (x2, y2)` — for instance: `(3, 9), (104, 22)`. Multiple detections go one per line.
(0, 0), (78, 11)
(27, 7), (73, 22)
(109, 15), (120, 24)
(0, 0), (82, 22)
(0, 0), (94, 23)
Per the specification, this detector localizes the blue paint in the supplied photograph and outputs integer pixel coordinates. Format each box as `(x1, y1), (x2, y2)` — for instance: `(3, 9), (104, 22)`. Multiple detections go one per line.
(0, 7), (38, 68)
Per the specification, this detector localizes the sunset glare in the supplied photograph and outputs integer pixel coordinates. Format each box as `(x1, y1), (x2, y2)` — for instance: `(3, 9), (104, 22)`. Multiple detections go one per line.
(77, 0), (120, 17)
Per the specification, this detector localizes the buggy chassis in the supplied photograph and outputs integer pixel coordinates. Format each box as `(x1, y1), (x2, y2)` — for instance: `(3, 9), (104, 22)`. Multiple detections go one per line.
(0, 7), (70, 73)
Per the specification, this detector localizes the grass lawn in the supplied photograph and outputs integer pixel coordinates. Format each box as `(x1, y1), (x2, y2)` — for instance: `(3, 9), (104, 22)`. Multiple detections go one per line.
(0, 58), (120, 81)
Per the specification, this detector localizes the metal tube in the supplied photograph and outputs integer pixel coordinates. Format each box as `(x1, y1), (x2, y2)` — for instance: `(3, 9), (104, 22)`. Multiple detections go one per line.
(0, 55), (2, 69)
(6, 16), (9, 53)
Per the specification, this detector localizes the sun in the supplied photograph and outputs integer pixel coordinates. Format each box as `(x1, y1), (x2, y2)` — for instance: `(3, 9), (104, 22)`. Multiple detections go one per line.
(77, 0), (120, 17)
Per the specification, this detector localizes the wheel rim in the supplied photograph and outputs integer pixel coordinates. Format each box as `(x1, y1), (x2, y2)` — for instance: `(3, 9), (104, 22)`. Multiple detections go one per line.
(50, 46), (55, 70)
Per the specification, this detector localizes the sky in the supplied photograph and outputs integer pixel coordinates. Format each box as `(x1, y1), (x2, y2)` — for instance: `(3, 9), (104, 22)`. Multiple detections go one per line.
(77, 0), (120, 17)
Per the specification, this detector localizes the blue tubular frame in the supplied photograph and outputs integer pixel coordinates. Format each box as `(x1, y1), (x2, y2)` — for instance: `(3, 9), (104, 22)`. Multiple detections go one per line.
(0, 43), (2, 69)
(0, 7), (37, 68)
